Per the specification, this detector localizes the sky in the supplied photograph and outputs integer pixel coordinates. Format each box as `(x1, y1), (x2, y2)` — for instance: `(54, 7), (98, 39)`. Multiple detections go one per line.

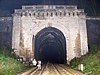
(0, 0), (100, 16)
(0, 0), (67, 10)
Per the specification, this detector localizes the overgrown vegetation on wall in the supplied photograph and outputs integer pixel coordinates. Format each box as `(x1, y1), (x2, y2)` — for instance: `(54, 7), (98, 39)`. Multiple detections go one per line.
(70, 44), (100, 75)
(0, 47), (27, 75)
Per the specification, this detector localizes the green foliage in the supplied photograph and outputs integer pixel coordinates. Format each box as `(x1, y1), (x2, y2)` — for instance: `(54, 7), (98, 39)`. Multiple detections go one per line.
(0, 47), (14, 57)
(89, 44), (100, 54)
(0, 55), (26, 75)
(70, 44), (100, 75)
(70, 57), (80, 69)
(82, 53), (100, 74)
(0, 47), (27, 75)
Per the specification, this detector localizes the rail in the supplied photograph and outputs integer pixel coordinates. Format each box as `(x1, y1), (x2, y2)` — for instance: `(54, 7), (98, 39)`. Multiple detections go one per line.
(18, 62), (84, 75)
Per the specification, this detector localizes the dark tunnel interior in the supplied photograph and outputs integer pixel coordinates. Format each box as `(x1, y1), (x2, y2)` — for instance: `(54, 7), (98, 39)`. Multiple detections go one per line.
(34, 27), (66, 64)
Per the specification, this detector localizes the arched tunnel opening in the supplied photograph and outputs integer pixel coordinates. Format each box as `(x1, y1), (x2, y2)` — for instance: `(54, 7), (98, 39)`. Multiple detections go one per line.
(34, 27), (66, 64)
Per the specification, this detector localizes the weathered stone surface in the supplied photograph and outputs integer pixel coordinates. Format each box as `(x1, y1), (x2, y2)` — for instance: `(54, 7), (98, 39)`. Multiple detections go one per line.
(86, 18), (100, 47)
(12, 5), (88, 62)
(0, 17), (12, 47)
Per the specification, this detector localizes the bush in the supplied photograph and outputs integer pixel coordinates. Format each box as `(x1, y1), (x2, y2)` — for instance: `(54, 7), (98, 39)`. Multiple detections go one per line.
(0, 47), (27, 75)
(0, 47), (14, 57)
(89, 44), (100, 54)
(70, 44), (100, 75)
(0, 55), (26, 75)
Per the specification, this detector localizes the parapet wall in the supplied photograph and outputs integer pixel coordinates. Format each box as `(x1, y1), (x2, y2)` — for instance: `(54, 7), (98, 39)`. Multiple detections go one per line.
(14, 5), (85, 18)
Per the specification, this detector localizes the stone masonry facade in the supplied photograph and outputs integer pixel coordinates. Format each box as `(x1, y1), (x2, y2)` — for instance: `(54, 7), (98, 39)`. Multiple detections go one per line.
(11, 5), (88, 62)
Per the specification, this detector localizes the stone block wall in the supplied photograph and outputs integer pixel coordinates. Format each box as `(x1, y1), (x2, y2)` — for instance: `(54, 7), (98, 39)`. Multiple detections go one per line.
(0, 17), (12, 47)
(86, 18), (100, 48)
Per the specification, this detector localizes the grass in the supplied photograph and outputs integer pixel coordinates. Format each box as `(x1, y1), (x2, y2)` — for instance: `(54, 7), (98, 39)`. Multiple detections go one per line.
(70, 45), (100, 75)
(0, 54), (27, 75)
(0, 47), (27, 75)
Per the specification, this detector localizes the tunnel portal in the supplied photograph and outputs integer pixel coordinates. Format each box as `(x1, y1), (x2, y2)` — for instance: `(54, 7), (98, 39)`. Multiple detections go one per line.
(12, 5), (88, 63)
(34, 27), (66, 64)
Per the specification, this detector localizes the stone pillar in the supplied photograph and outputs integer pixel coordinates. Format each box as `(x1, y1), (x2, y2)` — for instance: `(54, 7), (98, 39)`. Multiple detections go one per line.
(19, 23), (25, 56)
(12, 14), (21, 55)
(79, 15), (88, 55)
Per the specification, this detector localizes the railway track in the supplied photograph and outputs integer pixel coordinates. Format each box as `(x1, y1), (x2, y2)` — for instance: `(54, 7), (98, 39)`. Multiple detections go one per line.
(19, 62), (85, 75)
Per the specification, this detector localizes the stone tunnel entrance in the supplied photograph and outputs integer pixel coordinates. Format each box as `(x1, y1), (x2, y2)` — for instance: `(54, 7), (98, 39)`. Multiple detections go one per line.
(34, 27), (66, 64)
